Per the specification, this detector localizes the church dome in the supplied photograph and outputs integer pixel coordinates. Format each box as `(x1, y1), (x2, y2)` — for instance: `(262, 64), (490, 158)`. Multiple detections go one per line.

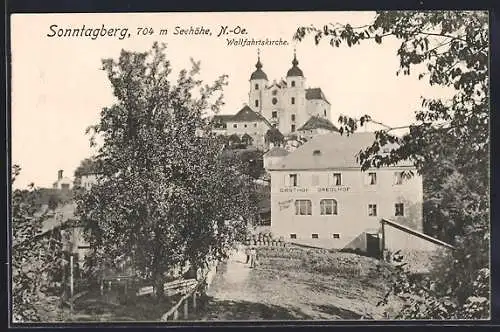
(250, 56), (268, 80)
(286, 53), (304, 77)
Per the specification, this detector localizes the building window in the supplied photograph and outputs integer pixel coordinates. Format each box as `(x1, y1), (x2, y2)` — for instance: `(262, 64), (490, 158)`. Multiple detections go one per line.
(272, 111), (278, 118)
(368, 172), (377, 185)
(255, 99), (259, 107)
(255, 83), (259, 90)
(244, 124), (247, 128)
(324, 109), (327, 117)
(290, 233), (297, 239)
(295, 200), (312, 215)
(272, 97), (278, 105)
(291, 81), (296, 87)
(289, 174), (298, 187)
(61, 183), (70, 190)
(395, 203), (405, 216)
(333, 173), (342, 186)
(291, 114), (296, 121)
(272, 90), (278, 96)
(291, 97), (295, 104)
(368, 204), (377, 217)
(320, 199), (338, 215)
(312, 234), (319, 239)
(332, 233), (340, 239)
(311, 174), (319, 186)
(394, 171), (404, 185)
(254, 123), (257, 127)
(233, 124), (237, 128)
(291, 124), (296, 132)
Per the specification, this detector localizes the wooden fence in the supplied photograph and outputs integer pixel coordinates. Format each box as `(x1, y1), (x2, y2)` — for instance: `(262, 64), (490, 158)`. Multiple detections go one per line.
(160, 260), (218, 321)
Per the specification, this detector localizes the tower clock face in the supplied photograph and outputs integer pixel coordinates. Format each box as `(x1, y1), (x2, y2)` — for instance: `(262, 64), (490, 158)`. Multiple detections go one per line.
(272, 97), (278, 105)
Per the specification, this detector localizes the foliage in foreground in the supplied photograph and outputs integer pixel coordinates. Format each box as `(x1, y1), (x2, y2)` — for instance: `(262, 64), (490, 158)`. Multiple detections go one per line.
(76, 43), (257, 297)
(295, 11), (489, 319)
(11, 165), (64, 322)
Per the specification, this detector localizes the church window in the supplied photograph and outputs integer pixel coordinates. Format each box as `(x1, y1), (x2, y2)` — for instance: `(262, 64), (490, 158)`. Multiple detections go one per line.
(291, 124), (296, 132)
(272, 111), (277, 118)
(291, 97), (295, 105)
(255, 99), (259, 107)
(291, 114), (295, 121)
(291, 81), (296, 87)
(255, 83), (259, 90)
(272, 97), (278, 105)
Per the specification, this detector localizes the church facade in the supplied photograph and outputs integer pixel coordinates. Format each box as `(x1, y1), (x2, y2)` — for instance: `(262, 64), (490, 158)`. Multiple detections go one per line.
(248, 52), (332, 136)
(212, 51), (337, 145)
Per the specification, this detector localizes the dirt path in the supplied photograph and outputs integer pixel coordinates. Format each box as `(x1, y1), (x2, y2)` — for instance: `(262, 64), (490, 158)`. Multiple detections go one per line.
(195, 247), (387, 321)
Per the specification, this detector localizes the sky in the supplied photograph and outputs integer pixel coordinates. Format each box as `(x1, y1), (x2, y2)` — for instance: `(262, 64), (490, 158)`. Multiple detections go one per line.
(10, 12), (452, 189)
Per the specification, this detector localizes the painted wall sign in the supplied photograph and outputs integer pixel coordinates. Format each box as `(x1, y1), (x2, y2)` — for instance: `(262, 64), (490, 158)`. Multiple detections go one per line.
(278, 199), (293, 210)
(279, 187), (309, 193)
(317, 186), (351, 192)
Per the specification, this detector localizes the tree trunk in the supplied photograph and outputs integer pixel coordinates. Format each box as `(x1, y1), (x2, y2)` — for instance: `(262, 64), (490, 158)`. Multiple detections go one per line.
(153, 272), (164, 299)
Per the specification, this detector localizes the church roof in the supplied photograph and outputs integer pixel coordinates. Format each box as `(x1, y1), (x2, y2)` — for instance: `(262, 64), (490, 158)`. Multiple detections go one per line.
(269, 132), (413, 170)
(250, 56), (268, 80)
(297, 116), (339, 132)
(305, 88), (330, 104)
(286, 53), (304, 77)
(231, 105), (271, 126)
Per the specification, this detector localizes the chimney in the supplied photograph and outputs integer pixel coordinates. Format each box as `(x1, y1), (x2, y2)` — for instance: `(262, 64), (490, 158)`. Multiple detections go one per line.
(58, 170), (63, 181)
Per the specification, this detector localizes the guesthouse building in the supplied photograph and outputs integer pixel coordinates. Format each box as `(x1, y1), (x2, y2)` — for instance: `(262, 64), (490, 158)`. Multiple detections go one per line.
(268, 132), (423, 250)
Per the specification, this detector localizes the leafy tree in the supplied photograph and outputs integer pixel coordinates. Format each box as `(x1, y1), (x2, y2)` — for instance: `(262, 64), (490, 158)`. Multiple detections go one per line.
(11, 165), (64, 322)
(295, 11), (489, 319)
(265, 127), (284, 147)
(75, 43), (256, 297)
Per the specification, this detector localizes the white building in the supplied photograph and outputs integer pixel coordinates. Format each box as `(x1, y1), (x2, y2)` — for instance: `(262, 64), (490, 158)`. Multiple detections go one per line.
(211, 51), (334, 145)
(268, 132), (423, 251)
(52, 170), (72, 190)
(263, 146), (289, 170)
(80, 174), (98, 190)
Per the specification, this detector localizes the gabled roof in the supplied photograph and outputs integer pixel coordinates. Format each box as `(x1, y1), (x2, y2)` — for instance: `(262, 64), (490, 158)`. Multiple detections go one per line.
(269, 132), (413, 170)
(264, 146), (289, 158)
(212, 114), (234, 122)
(298, 116), (339, 132)
(306, 88), (330, 105)
(39, 202), (78, 234)
(231, 106), (272, 127)
(211, 114), (234, 129)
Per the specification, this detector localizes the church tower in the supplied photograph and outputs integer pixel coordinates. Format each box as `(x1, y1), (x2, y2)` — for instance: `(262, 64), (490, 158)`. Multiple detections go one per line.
(286, 50), (305, 89)
(283, 50), (307, 135)
(248, 49), (268, 113)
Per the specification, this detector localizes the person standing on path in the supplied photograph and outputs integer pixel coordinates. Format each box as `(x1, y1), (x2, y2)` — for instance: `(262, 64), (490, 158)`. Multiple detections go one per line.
(249, 247), (257, 268)
(245, 246), (250, 264)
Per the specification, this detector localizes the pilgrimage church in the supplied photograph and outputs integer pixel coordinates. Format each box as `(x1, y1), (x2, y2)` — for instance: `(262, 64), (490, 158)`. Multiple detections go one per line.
(212, 50), (337, 148)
